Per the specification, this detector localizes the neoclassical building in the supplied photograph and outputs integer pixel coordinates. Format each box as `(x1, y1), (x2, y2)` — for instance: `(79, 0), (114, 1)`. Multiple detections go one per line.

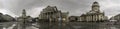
(79, 1), (108, 21)
(38, 6), (69, 22)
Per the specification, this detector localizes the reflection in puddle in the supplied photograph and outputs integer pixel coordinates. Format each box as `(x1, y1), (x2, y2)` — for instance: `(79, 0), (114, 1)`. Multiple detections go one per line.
(73, 26), (81, 29)
(3, 27), (6, 29)
(0, 22), (120, 29)
(104, 26), (118, 29)
(110, 27), (117, 29)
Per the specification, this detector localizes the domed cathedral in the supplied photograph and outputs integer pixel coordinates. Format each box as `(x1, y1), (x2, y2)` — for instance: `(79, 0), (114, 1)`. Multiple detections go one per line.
(80, 1), (108, 22)
(38, 6), (69, 22)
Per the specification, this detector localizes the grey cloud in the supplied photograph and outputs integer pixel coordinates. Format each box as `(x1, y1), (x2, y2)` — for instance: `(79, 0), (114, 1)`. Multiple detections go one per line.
(0, 0), (119, 18)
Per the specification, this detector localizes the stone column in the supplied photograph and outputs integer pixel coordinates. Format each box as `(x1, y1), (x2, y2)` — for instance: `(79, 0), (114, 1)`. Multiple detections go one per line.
(93, 15), (94, 21)
(86, 16), (88, 21)
(98, 15), (100, 21)
(94, 15), (95, 21)
(89, 15), (91, 21)
(88, 15), (89, 21)
(97, 15), (98, 21)
(97, 15), (99, 21)
(95, 15), (97, 21)
(90, 15), (91, 21)
(91, 15), (92, 21)
(92, 15), (93, 21)
(87, 16), (89, 21)
(88, 16), (90, 21)
(95, 15), (96, 21)
(94, 15), (96, 21)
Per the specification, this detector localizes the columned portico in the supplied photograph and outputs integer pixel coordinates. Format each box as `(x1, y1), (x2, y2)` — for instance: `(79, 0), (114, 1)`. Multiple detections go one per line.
(80, 1), (108, 22)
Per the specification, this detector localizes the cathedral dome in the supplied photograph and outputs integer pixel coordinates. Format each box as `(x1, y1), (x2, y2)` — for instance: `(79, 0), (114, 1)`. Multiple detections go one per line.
(92, 1), (99, 7)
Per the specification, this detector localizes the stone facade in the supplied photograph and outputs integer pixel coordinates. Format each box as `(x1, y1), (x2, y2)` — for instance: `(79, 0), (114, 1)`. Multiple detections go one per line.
(79, 1), (108, 22)
(110, 14), (120, 21)
(39, 6), (69, 22)
(69, 16), (80, 22)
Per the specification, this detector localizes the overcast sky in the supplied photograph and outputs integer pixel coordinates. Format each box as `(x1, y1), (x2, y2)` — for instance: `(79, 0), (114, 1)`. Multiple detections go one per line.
(0, 0), (119, 18)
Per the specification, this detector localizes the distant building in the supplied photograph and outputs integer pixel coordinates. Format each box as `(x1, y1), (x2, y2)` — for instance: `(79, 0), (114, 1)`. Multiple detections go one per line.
(16, 9), (28, 29)
(79, 1), (108, 22)
(17, 9), (27, 22)
(0, 13), (14, 22)
(110, 14), (120, 21)
(17, 9), (33, 22)
(38, 6), (69, 22)
(68, 16), (80, 22)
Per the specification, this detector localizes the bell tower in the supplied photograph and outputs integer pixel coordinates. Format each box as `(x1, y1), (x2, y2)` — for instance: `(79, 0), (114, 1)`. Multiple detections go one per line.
(92, 1), (100, 12)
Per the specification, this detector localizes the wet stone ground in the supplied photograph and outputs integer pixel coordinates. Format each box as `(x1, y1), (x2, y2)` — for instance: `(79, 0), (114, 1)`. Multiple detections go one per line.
(0, 22), (120, 29)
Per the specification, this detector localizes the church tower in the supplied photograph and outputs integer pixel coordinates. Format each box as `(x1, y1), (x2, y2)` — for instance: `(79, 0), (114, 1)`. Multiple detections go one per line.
(92, 1), (100, 12)
(22, 9), (26, 17)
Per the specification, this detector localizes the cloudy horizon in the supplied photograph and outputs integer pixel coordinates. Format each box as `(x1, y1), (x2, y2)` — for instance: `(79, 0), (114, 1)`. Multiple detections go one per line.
(0, 0), (119, 18)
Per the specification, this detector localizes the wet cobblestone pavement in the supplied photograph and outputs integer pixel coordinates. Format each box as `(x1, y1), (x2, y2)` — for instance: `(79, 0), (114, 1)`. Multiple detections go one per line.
(0, 22), (120, 29)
